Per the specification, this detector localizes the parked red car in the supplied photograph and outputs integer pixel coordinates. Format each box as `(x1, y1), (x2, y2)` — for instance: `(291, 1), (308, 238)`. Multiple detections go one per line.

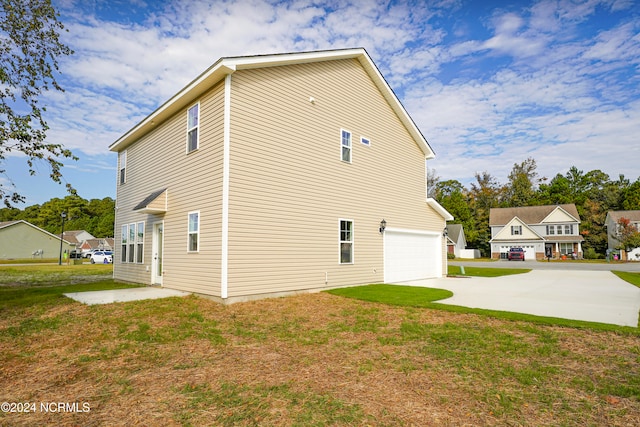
(507, 247), (525, 261)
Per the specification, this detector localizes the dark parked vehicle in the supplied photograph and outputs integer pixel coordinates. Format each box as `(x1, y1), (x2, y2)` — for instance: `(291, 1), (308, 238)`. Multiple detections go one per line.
(69, 250), (83, 259)
(507, 247), (525, 261)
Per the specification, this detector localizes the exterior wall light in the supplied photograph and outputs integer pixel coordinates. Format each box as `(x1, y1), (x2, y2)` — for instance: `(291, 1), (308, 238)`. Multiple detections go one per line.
(379, 219), (387, 234)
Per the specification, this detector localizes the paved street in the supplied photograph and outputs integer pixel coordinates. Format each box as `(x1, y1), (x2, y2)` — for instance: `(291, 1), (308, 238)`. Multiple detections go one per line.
(450, 259), (640, 272)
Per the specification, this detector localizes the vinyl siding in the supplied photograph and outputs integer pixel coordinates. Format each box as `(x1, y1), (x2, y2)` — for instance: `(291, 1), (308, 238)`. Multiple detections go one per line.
(0, 222), (74, 259)
(114, 81), (225, 295)
(226, 59), (445, 297)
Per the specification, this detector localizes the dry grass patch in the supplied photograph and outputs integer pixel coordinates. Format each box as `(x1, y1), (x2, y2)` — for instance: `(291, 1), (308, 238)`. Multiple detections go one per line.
(0, 288), (639, 426)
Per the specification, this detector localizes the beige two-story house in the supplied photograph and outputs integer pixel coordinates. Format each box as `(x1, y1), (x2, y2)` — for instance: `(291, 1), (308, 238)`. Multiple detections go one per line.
(490, 204), (583, 260)
(109, 48), (452, 303)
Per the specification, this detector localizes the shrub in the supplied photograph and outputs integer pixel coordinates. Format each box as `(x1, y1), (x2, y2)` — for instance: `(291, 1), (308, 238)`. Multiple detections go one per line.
(447, 253), (456, 260)
(583, 247), (603, 260)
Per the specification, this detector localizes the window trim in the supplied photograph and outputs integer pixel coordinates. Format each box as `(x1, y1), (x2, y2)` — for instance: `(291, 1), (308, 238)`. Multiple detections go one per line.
(188, 211), (200, 253)
(186, 102), (200, 153)
(511, 225), (522, 236)
(340, 129), (352, 163)
(339, 219), (354, 264)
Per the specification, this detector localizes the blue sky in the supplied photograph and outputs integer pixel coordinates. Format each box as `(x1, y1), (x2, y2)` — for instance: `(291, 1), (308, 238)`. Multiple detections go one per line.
(3, 0), (639, 205)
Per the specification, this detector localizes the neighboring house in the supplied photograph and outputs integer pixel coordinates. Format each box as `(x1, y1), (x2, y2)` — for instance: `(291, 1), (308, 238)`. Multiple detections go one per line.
(489, 204), (583, 260)
(445, 224), (466, 258)
(78, 238), (115, 253)
(109, 48), (453, 303)
(0, 220), (75, 259)
(605, 210), (640, 261)
(62, 230), (95, 246)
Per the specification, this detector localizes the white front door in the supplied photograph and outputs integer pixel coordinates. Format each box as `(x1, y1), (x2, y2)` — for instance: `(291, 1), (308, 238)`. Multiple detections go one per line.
(152, 222), (164, 285)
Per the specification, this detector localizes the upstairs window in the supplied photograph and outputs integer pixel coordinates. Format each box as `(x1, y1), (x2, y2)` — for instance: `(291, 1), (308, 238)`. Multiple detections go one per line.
(188, 211), (199, 252)
(340, 220), (353, 264)
(341, 129), (351, 163)
(547, 225), (555, 235)
(361, 136), (370, 146)
(556, 225), (563, 235)
(511, 225), (522, 235)
(119, 150), (126, 184)
(187, 103), (199, 153)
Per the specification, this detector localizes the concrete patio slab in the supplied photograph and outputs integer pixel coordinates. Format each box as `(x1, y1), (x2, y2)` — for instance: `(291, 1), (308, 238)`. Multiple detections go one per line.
(407, 270), (640, 327)
(64, 287), (190, 305)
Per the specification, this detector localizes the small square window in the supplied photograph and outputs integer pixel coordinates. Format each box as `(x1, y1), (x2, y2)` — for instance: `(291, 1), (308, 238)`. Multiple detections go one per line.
(361, 136), (370, 146)
(511, 225), (522, 235)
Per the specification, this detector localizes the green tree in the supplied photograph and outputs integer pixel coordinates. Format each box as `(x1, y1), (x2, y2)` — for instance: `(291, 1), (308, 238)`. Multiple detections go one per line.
(468, 172), (504, 256)
(537, 173), (572, 205)
(504, 157), (540, 206)
(0, 0), (75, 206)
(435, 180), (475, 237)
(620, 179), (640, 210)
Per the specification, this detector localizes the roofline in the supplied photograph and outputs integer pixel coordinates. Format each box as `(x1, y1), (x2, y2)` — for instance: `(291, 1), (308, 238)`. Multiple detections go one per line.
(427, 198), (454, 221)
(109, 48), (435, 158)
(0, 220), (74, 244)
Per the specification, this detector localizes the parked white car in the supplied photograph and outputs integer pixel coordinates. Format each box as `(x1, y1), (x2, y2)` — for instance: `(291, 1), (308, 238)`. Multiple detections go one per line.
(90, 251), (113, 264)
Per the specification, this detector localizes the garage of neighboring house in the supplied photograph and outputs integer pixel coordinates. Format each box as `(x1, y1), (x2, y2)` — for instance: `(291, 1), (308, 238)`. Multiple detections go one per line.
(499, 244), (535, 260)
(384, 229), (442, 283)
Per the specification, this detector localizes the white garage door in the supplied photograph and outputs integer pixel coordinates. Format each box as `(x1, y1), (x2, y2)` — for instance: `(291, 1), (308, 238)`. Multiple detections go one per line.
(384, 229), (442, 283)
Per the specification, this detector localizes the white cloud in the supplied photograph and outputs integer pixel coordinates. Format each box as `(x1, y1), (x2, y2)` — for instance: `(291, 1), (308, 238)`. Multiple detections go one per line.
(23, 0), (638, 204)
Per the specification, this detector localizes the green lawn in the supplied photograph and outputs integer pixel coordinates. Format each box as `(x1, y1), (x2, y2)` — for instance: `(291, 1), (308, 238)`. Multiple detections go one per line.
(447, 265), (531, 277)
(1, 265), (639, 426)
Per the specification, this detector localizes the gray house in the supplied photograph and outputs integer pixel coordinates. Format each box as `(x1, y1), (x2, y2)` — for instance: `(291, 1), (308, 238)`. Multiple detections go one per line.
(605, 210), (640, 261)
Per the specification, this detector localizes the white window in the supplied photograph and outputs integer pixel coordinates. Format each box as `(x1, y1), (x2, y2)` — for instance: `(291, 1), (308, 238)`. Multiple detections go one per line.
(188, 211), (199, 252)
(511, 225), (522, 235)
(559, 242), (573, 255)
(547, 225), (555, 235)
(119, 150), (126, 184)
(564, 224), (573, 235)
(128, 224), (135, 263)
(121, 225), (127, 262)
(556, 225), (563, 235)
(339, 219), (353, 264)
(361, 136), (370, 146)
(341, 129), (351, 163)
(187, 103), (199, 153)
(136, 222), (144, 263)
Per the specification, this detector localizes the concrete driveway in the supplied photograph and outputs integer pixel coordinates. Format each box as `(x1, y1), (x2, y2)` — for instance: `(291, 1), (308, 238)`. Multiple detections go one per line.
(408, 270), (640, 327)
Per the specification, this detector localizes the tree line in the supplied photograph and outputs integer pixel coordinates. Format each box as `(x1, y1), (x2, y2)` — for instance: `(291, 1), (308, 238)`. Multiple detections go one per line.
(0, 195), (115, 238)
(430, 158), (640, 258)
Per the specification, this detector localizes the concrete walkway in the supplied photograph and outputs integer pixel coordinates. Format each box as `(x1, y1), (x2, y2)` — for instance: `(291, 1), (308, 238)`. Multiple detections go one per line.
(64, 287), (190, 305)
(407, 270), (640, 327)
